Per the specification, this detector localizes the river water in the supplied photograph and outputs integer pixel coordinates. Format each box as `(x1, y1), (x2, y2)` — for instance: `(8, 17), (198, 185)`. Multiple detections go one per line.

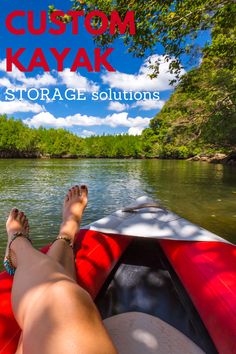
(0, 159), (235, 267)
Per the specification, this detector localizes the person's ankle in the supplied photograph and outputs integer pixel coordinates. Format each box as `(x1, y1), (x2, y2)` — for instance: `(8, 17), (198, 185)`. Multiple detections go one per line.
(59, 225), (76, 240)
(63, 214), (81, 223)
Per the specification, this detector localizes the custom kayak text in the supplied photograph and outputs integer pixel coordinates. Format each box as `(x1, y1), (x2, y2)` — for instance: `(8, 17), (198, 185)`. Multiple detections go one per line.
(5, 10), (136, 73)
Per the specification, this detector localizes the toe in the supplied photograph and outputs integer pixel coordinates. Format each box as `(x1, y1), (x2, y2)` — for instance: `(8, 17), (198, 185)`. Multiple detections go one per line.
(10, 208), (18, 218)
(80, 185), (88, 197)
(17, 211), (25, 222)
(24, 219), (29, 233)
(64, 191), (70, 202)
(66, 188), (73, 200)
(69, 188), (73, 198)
(74, 185), (81, 196)
(71, 186), (77, 196)
(6, 208), (18, 227)
(25, 218), (29, 227)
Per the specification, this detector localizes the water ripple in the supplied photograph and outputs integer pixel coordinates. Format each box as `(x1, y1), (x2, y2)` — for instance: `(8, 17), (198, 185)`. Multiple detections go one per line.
(0, 159), (235, 267)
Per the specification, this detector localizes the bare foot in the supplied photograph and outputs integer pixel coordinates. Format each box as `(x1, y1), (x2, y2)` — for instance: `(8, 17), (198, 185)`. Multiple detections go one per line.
(63, 185), (88, 221)
(59, 185), (88, 245)
(5, 208), (29, 266)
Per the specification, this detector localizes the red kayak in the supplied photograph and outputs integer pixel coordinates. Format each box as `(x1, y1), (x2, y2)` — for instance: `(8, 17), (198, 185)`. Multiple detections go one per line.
(0, 198), (235, 354)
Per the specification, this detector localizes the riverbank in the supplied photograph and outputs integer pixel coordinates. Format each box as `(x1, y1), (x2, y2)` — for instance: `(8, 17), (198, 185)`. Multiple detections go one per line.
(188, 152), (236, 166)
(0, 150), (235, 165)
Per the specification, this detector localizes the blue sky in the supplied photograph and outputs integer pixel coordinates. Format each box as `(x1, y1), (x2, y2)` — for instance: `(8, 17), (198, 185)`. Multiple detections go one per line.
(0, 0), (210, 137)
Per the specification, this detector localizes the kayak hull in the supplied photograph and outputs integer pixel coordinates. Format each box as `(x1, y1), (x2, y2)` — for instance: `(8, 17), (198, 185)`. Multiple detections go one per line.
(0, 230), (235, 354)
(160, 239), (236, 354)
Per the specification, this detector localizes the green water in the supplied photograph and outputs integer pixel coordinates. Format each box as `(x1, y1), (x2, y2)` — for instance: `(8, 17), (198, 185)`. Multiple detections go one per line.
(0, 159), (235, 267)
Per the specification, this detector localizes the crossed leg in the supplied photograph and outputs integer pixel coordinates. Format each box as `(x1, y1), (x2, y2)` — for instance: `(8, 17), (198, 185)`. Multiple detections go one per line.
(5, 186), (117, 354)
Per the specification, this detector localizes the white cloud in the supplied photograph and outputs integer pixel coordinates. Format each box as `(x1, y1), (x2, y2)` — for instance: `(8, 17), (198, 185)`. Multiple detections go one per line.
(23, 112), (71, 128)
(132, 99), (165, 111)
(0, 59), (25, 81)
(104, 113), (150, 128)
(108, 101), (129, 112)
(0, 77), (13, 88)
(102, 55), (185, 92)
(65, 114), (102, 127)
(58, 69), (99, 92)
(21, 73), (57, 88)
(0, 60), (99, 92)
(23, 112), (100, 129)
(0, 100), (44, 114)
(23, 111), (151, 131)
(0, 59), (57, 88)
(128, 127), (144, 135)
(81, 130), (96, 137)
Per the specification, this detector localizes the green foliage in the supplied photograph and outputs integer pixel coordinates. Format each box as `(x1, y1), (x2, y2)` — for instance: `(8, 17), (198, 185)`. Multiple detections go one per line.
(150, 144), (192, 159)
(0, 115), (38, 153)
(37, 128), (82, 155)
(145, 2), (236, 157)
(0, 116), (144, 158)
(55, 0), (234, 81)
(80, 134), (143, 158)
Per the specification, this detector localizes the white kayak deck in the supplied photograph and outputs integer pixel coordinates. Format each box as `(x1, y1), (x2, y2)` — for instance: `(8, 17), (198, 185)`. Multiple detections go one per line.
(84, 196), (229, 243)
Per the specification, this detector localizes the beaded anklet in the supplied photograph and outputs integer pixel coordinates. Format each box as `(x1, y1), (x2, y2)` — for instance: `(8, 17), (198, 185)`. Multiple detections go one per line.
(52, 235), (73, 248)
(3, 232), (32, 276)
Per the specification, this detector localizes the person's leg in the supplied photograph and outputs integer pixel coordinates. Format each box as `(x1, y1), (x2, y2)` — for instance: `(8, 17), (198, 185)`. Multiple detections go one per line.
(5, 189), (117, 354)
(46, 185), (88, 280)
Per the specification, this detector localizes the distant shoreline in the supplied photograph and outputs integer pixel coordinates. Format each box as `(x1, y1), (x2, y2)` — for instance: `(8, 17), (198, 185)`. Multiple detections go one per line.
(0, 152), (235, 165)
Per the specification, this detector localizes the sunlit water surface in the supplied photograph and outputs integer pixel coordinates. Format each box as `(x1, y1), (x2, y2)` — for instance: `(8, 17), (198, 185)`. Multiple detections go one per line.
(0, 159), (235, 269)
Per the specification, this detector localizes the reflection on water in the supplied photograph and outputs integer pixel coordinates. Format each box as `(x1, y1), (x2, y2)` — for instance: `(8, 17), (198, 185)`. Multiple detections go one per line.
(0, 159), (235, 266)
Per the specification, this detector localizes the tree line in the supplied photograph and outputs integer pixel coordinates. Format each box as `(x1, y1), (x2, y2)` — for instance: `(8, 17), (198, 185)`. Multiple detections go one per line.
(0, 115), (143, 158)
